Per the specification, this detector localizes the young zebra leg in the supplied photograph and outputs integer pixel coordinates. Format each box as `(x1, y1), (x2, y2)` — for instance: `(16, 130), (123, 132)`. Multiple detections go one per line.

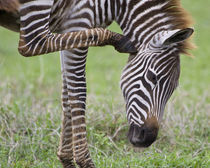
(61, 49), (95, 168)
(18, 0), (136, 57)
(57, 69), (76, 168)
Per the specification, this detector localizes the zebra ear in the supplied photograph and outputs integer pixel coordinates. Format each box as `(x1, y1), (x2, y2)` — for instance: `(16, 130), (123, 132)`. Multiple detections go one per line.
(161, 28), (194, 46)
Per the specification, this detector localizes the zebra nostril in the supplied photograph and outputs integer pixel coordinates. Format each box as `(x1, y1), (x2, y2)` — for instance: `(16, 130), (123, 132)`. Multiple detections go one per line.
(128, 117), (159, 147)
(139, 128), (146, 139)
(130, 126), (158, 147)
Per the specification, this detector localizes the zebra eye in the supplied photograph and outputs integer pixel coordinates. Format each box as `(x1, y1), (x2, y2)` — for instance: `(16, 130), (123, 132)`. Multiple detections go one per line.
(147, 70), (158, 85)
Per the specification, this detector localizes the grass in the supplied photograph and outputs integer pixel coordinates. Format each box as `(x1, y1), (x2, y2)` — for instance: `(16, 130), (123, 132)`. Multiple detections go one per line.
(0, 0), (210, 167)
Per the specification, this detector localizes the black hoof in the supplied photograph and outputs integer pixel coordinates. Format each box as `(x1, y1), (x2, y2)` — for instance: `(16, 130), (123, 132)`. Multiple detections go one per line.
(112, 34), (137, 54)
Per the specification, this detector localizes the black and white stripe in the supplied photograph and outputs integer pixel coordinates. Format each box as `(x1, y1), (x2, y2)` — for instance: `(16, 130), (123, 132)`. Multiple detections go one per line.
(0, 0), (193, 167)
(57, 1), (192, 167)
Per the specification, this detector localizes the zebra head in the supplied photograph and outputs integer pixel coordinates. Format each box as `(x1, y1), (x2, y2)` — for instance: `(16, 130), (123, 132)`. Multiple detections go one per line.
(120, 28), (193, 147)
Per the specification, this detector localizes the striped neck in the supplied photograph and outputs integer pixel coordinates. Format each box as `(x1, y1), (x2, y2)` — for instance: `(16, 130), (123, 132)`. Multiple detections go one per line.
(115, 0), (174, 50)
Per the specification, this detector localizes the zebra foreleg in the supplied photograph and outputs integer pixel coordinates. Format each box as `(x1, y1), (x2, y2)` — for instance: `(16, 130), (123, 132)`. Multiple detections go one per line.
(60, 49), (95, 168)
(57, 71), (76, 168)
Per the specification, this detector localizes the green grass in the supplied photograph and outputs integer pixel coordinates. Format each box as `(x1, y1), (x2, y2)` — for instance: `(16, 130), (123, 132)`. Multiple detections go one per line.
(0, 0), (210, 167)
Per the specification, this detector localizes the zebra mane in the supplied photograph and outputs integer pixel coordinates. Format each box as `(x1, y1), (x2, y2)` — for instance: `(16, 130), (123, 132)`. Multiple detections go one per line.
(163, 0), (195, 55)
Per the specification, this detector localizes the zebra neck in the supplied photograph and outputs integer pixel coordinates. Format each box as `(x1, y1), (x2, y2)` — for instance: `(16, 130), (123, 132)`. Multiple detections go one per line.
(115, 0), (174, 49)
(93, 0), (119, 27)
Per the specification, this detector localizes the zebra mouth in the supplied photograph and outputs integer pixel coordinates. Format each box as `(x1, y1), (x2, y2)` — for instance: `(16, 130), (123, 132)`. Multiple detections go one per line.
(128, 117), (159, 147)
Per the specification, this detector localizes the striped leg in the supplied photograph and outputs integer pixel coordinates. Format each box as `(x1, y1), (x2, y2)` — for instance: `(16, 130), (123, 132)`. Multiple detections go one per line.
(18, 0), (136, 57)
(57, 61), (75, 168)
(60, 49), (95, 168)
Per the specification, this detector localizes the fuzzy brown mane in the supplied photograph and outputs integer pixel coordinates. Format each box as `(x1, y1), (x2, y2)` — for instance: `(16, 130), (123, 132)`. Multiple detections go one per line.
(0, 0), (19, 13)
(163, 0), (195, 55)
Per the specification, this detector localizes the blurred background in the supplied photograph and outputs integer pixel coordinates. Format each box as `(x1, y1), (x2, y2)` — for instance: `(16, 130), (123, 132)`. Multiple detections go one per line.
(0, 0), (209, 167)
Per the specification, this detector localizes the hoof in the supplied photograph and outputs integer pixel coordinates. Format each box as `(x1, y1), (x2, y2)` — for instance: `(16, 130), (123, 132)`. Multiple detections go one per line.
(57, 153), (76, 168)
(112, 34), (137, 54)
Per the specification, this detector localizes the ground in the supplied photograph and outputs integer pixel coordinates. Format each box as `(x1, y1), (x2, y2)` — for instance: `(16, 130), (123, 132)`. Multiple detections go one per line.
(0, 0), (209, 167)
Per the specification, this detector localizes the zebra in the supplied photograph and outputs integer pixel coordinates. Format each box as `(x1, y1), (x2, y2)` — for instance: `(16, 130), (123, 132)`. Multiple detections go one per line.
(0, 0), (194, 168)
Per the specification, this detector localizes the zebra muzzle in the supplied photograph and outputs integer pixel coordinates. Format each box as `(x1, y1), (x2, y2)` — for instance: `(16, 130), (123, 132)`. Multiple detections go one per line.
(128, 117), (159, 147)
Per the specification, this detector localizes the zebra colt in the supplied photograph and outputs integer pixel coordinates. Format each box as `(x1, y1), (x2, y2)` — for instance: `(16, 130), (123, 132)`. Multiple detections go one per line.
(0, 0), (194, 168)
